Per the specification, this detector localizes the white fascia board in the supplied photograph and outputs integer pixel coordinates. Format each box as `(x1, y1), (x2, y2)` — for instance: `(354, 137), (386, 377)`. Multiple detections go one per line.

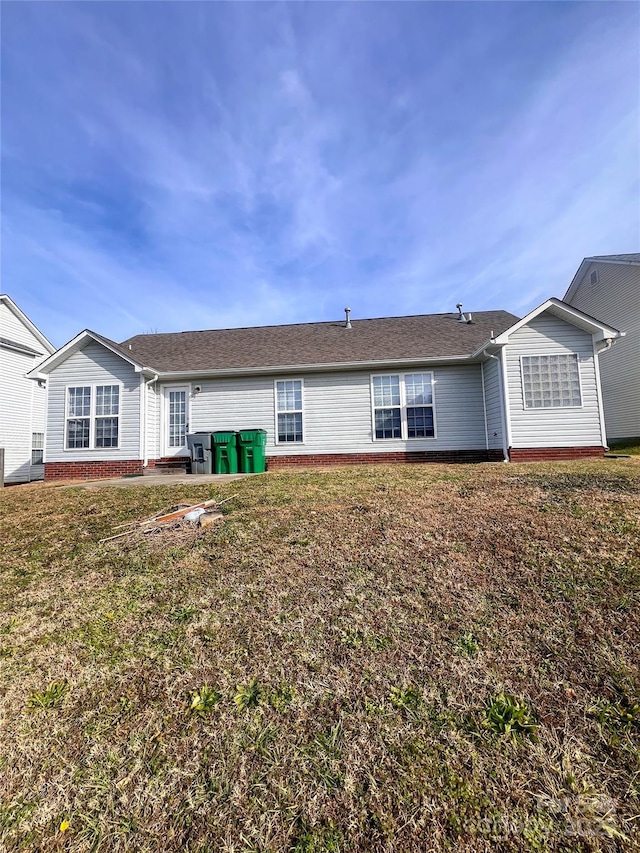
(151, 354), (476, 381)
(26, 329), (146, 379)
(0, 294), (55, 354)
(490, 298), (622, 345)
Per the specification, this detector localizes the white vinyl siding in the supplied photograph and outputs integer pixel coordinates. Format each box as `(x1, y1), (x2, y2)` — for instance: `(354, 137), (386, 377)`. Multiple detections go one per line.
(565, 261), (640, 440)
(0, 301), (49, 483)
(482, 358), (503, 451)
(46, 342), (140, 462)
(188, 364), (486, 456)
(506, 314), (603, 448)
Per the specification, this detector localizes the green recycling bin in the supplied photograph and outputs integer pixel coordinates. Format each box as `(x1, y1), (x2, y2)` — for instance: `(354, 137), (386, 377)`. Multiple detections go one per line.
(212, 431), (239, 474)
(237, 429), (267, 474)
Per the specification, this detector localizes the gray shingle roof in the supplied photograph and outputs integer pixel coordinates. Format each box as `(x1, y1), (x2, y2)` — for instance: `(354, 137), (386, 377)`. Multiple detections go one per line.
(0, 336), (44, 356)
(588, 253), (640, 264)
(120, 311), (518, 373)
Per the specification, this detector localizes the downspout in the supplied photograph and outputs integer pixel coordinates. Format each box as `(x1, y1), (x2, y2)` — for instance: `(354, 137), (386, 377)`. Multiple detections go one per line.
(142, 373), (159, 468)
(482, 349), (510, 462)
(480, 361), (489, 451)
(499, 346), (513, 461)
(593, 338), (613, 450)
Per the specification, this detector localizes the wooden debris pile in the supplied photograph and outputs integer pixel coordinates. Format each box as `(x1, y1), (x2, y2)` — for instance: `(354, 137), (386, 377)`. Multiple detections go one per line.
(99, 497), (234, 545)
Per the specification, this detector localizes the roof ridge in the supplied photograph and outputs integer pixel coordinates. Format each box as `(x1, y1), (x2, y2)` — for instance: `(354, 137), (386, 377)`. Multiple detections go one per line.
(120, 309), (518, 343)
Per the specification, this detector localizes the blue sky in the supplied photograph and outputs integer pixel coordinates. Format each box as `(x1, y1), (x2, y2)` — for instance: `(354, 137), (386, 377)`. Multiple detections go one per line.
(2, 2), (639, 348)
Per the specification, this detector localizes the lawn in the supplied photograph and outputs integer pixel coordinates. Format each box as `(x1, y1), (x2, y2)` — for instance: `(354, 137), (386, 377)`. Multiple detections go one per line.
(1, 460), (639, 852)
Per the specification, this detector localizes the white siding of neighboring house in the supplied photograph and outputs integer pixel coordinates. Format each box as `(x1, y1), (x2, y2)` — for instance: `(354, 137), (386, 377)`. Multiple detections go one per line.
(505, 313), (603, 449)
(482, 357), (503, 451)
(45, 342), (141, 462)
(183, 364), (488, 456)
(0, 300), (49, 483)
(565, 261), (640, 440)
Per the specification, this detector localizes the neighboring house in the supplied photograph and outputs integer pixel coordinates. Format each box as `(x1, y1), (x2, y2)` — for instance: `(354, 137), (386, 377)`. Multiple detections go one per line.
(564, 253), (640, 442)
(0, 295), (55, 484)
(28, 298), (621, 480)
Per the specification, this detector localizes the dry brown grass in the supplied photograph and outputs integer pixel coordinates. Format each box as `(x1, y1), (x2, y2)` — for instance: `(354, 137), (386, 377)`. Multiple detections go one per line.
(1, 460), (639, 852)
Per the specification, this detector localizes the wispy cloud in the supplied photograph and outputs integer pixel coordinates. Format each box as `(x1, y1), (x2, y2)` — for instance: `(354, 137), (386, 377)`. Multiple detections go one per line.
(2, 2), (638, 346)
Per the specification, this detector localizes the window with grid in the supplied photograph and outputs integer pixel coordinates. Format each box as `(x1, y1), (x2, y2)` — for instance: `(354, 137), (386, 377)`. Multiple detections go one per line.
(66, 385), (122, 449)
(95, 385), (120, 447)
(276, 379), (303, 442)
(66, 386), (91, 448)
(521, 355), (582, 409)
(31, 432), (44, 465)
(372, 373), (435, 440)
(372, 375), (401, 439)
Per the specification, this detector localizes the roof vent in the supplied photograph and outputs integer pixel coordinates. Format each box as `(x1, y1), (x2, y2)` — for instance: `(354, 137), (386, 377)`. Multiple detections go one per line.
(456, 302), (466, 322)
(344, 307), (352, 329)
(466, 312), (473, 324)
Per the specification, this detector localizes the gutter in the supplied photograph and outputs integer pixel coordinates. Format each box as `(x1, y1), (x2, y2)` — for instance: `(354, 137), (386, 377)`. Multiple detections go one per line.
(145, 354), (483, 381)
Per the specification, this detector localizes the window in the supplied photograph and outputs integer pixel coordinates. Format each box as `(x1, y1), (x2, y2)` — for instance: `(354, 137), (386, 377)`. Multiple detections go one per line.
(521, 355), (582, 409)
(276, 379), (303, 442)
(66, 385), (121, 449)
(67, 386), (91, 448)
(95, 385), (120, 447)
(372, 372), (435, 440)
(31, 432), (44, 465)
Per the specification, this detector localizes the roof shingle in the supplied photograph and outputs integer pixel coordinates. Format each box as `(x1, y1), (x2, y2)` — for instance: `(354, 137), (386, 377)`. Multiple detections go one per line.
(120, 311), (518, 373)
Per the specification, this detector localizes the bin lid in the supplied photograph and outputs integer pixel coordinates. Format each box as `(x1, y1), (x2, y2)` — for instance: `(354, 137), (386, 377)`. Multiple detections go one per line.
(238, 428), (267, 441)
(212, 431), (237, 443)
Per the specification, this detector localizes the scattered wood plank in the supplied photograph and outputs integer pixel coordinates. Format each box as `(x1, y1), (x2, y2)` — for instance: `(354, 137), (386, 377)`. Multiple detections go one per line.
(145, 499), (218, 525)
(98, 530), (136, 544)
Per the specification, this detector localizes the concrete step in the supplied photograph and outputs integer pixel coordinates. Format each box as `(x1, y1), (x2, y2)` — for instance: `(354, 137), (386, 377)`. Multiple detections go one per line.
(145, 459), (190, 475)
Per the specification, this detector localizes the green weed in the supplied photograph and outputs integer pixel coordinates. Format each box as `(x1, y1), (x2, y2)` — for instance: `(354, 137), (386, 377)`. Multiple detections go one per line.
(233, 678), (262, 712)
(26, 681), (68, 711)
(454, 631), (479, 656)
(483, 692), (538, 742)
(189, 685), (221, 715)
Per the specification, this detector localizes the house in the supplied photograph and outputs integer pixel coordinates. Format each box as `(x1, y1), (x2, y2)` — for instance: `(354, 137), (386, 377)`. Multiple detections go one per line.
(0, 295), (55, 484)
(563, 253), (639, 442)
(27, 298), (621, 480)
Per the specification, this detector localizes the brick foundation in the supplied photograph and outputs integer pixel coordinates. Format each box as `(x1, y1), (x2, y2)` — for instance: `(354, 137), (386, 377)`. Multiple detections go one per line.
(508, 446), (605, 462)
(44, 460), (144, 480)
(267, 449), (504, 468)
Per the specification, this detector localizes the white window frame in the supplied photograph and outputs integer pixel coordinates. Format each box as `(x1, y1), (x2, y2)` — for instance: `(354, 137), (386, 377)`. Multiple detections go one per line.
(519, 354), (583, 410)
(370, 371), (437, 441)
(274, 378), (304, 444)
(64, 383), (122, 451)
(31, 432), (44, 465)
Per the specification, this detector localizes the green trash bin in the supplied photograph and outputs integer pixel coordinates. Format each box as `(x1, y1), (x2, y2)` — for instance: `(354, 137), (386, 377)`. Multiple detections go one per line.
(212, 431), (239, 474)
(237, 429), (267, 474)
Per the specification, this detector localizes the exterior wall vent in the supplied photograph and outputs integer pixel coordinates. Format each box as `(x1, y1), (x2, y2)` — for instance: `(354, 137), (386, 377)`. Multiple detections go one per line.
(590, 269), (599, 285)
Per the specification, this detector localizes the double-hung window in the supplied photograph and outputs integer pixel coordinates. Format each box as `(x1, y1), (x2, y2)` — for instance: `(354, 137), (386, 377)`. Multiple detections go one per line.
(95, 385), (120, 447)
(66, 385), (120, 449)
(31, 432), (44, 465)
(67, 386), (92, 448)
(521, 355), (582, 409)
(372, 372), (435, 440)
(276, 379), (303, 443)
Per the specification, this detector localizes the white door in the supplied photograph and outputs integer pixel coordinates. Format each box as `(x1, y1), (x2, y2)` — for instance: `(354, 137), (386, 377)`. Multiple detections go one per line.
(163, 386), (189, 456)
